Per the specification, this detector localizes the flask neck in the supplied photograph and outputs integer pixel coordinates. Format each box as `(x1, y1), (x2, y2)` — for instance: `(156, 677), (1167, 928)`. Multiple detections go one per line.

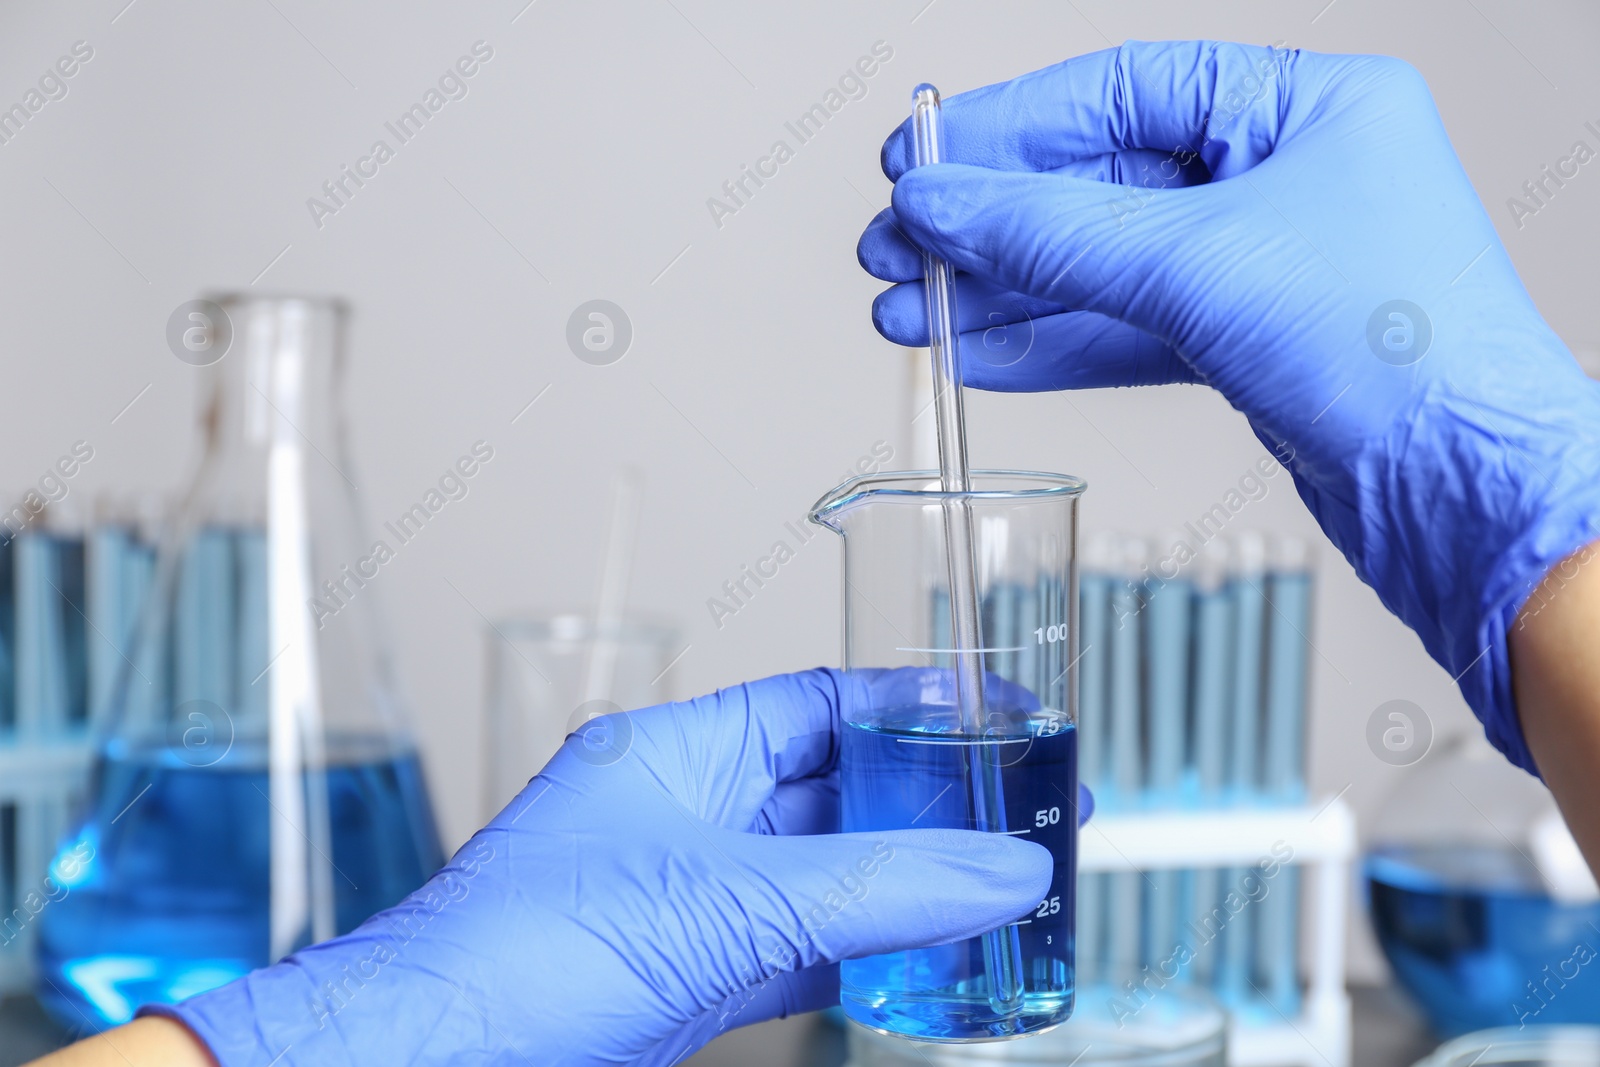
(192, 296), (348, 525)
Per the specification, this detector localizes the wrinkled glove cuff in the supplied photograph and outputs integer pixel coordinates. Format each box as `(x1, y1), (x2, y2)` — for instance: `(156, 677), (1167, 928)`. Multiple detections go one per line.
(1379, 369), (1600, 776)
(1469, 477), (1600, 775)
(137, 955), (357, 1067)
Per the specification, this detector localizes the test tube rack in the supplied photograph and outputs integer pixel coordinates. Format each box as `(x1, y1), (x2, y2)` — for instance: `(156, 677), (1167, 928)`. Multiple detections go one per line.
(0, 517), (149, 994)
(1078, 802), (1355, 1067)
(1074, 530), (1353, 1067)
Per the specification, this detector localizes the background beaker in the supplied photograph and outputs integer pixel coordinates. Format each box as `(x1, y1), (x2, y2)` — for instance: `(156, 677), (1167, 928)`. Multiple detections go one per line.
(482, 615), (680, 816)
(811, 470), (1083, 1042)
(844, 983), (1227, 1066)
(1364, 731), (1600, 1035)
(34, 294), (443, 1031)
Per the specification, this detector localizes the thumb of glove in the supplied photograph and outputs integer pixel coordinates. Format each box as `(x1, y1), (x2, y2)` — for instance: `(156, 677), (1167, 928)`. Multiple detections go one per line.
(732, 828), (1053, 981)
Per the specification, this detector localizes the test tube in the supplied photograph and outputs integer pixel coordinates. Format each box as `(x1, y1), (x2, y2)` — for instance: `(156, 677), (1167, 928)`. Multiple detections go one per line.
(235, 528), (269, 723)
(1217, 533), (1266, 1004)
(1255, 536), (1312, 1014)
(1016, 575), (1041, 713)
(930, 587), (951, 674)
(1262, 536), (1311, 803)
(1144, 535), (1191, 806)
(1186, 539), (1233, 985)
(88, 498), (161, 727)
(1143, 535), (1192, 974)
(1078, 533), (1115, 792)
(176, 526), (236, 709)
(1189, 540), (1233, 806)
(986, 580), (1020, 686)
(89, 519), (135, 721)
(13, 514), (88, 960)
(1226, 533), (1267, 803)
(15, 525), (88, 734)
(1075, 534), (1114, 985)
(1, 523), (20, 970)
(1109, 537), (1144, 804)
(0, 530), (14, 732)
(1105, 536), (1144, 980)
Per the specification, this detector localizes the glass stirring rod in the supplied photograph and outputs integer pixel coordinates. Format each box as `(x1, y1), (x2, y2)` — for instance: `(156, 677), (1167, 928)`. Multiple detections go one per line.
(910, 83), (1026, 1020)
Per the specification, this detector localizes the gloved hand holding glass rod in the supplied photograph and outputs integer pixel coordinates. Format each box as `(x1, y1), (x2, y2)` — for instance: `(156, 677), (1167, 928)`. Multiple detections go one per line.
(33, 39), (1600, 1067)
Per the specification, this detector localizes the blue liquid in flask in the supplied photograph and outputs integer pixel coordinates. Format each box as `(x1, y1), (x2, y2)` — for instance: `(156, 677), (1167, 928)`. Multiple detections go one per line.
(1367, 845), (1600, 1036)
(36, 736), (442, 1031)
(840, 709), (1077, 1041)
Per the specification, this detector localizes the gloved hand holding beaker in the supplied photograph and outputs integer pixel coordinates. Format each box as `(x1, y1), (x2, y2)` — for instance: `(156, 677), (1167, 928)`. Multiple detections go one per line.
(145, 669), (1085, 1067)
(858, 40), (1600, 777)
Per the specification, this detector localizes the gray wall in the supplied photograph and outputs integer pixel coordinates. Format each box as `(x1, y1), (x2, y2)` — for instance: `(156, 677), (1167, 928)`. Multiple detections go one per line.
(3, 0), (1597, 983)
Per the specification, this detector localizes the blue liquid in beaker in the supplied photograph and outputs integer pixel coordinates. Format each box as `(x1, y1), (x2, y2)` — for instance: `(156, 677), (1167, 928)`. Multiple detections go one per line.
(1367, 845), (1600, 1036)
(35, 737), (442, 1031)
(840, 710), (1077, 1041)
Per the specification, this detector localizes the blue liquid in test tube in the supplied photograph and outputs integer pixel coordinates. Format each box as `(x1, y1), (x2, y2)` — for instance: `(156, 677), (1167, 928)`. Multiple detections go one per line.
(0, 535), (14, 732)
(1186, 540), (1233, 985)
(176, 527), (236, 712)
(1142, 537), (1191, 976)
(16, 530), (89, 735)
(1255, 536), (1312, 1016)
(1217, 533), (1266, 1004)
(1105, 538), (1143, 980)
(88, 521), (158, 727)
(1074, 536), (1113, 985)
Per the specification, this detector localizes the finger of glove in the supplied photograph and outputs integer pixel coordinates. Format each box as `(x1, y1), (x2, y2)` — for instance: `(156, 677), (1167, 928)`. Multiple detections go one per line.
(881, 41), (1295, 181)
(870, 270), (1066, 345)
(859, 148), (1204, 284)
(624, 668), (1043, 831)
(891, 163), (1215, 338)
(966, 309), (1199, 390)
(869, 288), (1197, 392)
(747, 669), (1052, 836)
(732, 829), (1052, 974)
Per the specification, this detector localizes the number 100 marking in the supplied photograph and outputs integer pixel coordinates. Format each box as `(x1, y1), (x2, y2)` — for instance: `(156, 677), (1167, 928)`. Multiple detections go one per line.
(1034, 624), (1068, 645)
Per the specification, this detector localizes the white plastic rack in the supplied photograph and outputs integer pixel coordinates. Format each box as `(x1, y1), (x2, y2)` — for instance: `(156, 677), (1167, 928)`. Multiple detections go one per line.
(1078, 799), (1357, 1067)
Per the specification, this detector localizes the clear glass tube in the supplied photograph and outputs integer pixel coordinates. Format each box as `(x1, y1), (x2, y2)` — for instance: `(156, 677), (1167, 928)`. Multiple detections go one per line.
(35, 294), (442, 1031)
(811, 469), (1083, 1041)
(909, 81), (1025, 1018)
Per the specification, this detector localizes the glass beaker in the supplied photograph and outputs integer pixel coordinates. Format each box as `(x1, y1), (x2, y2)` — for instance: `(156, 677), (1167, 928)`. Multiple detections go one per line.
(1412, 1027), (1600, 1067)
(810, 470), (1084, 1042)
(35, 294), (443, 1030)
(482, 614), (680, 816)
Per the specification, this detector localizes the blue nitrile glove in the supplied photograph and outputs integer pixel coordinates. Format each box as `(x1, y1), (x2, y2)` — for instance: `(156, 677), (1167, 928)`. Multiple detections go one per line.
(858, 41), (1600, 775)
(144, 668), (1088, 1066)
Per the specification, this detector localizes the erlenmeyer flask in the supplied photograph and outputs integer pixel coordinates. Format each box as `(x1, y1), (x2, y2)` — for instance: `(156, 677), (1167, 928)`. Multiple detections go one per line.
(35, 294), (443, 1031)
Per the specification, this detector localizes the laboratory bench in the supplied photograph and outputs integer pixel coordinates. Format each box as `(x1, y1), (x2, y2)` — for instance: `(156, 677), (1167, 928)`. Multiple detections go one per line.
(0, 986), (1440, 1066)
